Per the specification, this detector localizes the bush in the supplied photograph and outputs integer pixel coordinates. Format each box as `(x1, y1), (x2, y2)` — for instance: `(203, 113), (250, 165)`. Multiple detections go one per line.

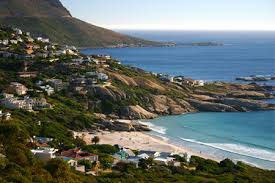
(219, 159), (236, 173)
(78, 159), (93, 172)
(83, 144), (119, 154)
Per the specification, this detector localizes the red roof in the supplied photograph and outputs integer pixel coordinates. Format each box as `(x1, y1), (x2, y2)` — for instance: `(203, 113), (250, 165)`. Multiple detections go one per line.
(61, 149), (97, 159)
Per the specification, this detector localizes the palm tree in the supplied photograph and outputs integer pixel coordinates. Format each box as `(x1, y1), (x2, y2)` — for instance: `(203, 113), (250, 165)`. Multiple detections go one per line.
(91, 136), (100, 145)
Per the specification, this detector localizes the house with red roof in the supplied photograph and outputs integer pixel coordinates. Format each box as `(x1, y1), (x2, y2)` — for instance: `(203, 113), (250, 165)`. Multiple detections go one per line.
(60, 148), (98, 162)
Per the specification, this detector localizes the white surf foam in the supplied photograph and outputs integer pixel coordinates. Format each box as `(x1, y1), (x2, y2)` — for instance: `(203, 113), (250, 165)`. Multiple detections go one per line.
(153, 134), (169, 142)
(139, 121), (167, 134)
(232, 158), (261, 168)
(179, 137), (275, 162)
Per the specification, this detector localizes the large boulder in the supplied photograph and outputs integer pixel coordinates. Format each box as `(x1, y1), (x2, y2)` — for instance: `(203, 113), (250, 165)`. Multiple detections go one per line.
(188, 99), (238, 112)
(218, 98), (275, 111)
(109, 73), (138, 86)
(135, 78), (166, 92)
(151, 95), (196, 115)
(120, 105), (158, 119)
(194, 90), (226, 98)
(99, 120), (151, 132)
(226, 91), (269, 100)
(93, 86), (127, 102)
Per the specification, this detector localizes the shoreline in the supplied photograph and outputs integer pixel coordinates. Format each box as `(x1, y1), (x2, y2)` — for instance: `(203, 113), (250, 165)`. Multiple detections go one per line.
(74, 130), (221, 162)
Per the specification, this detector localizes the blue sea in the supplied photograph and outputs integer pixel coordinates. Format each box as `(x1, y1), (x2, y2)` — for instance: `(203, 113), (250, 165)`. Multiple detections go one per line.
(82, 31), (275, 169)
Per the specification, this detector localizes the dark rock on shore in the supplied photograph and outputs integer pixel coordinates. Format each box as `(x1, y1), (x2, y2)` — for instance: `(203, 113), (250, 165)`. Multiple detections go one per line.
(98, 119), (151, 132)
(149, 95), (197, 115)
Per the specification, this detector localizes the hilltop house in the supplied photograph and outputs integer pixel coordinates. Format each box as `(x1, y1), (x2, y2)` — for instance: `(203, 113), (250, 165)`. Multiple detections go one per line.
(27, 37), (34, 43)
(159, 74), (174, 82)
(85, 71), (109, 81)
(97, 73), (109, 81)
(37, 37), (49, 43)
(31, 148), (58, 161)
(194, 80), (205, 86)
(13, 28), (23, 35)
(10, 40), (18, 44)
(39, 85), (55, 96)
(17, 71), (38, 78)
(1, 94), (33, 111)
(0, 110), (11, 121)
(2, 39), (9, 46)
(0, 94), (51, 111)
(139, 150), (161, 158)
(30, 136), (57, 161)
(46, 79), (67, 91)
(32, 136), (54, 145)
(69, 76), (97, 95)
(60, 149), (99, 162)
(8, 82), (28, 95)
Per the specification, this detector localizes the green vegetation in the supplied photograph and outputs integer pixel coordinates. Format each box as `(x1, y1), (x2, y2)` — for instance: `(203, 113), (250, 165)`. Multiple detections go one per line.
(99, 157), (275, 183)
(0, 26), (274, 182)
(91, 136), (100, 145)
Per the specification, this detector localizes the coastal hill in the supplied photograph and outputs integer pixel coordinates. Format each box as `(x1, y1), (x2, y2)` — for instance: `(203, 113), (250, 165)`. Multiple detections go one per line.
(0, 0), (160, 47)
(0, 26), (275, 182)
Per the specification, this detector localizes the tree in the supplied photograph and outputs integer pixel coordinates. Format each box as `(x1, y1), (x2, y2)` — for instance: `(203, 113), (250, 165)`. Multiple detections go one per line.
(91, 136), (100, 145)
(219, 158), (235, 173)
(78, 159), (93, 172)
(99, 154), (114, 169)
(138, 158), (153, 170)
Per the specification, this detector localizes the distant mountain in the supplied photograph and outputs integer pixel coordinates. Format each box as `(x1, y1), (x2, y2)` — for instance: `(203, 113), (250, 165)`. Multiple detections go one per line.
(0, 0), (160, 47)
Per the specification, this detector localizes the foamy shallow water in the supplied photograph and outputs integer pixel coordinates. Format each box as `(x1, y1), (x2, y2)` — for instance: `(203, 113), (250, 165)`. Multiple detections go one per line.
(144, 111), (275, 170)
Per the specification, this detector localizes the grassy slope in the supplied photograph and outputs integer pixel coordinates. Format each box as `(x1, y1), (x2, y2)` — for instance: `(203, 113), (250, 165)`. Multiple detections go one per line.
(0, 0), (161, 47)
(0, 0), (71, 17)
(0, 17), (160, 47)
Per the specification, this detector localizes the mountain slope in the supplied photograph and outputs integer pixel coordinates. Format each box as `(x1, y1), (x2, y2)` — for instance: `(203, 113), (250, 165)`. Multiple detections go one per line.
(0, 0), (159, 47)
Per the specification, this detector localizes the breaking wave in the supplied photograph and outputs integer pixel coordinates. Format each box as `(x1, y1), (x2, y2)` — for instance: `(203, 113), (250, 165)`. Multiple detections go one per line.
(139, 121), (167, 134)
(179, 137), (275, 162)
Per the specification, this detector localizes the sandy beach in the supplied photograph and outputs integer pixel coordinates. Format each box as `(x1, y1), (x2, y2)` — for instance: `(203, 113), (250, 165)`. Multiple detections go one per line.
(74, 131), (220, 161)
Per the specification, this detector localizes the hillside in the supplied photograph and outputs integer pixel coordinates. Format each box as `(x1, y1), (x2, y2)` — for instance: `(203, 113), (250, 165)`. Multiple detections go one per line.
(0, 0), (160, 47)
(0, 27), (275, 182)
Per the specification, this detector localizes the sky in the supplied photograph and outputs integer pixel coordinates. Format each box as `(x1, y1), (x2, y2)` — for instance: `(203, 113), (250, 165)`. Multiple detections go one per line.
(60, 0), (275, 31)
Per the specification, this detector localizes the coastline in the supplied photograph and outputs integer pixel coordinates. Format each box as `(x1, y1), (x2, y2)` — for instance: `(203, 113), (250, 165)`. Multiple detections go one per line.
(74, 130), (221, 162)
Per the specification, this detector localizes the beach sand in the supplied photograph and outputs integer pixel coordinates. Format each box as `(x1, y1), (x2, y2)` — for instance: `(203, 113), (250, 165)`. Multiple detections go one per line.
(74, 131), (220, 161)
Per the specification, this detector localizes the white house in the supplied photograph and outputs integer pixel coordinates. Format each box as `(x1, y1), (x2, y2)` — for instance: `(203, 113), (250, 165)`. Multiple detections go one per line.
(37, 37), (49, 43)
(2, 39), (9, 45)
(10, 40), (18, 44)
(39, 85), (55, 96)
(31, 148), (58, 161)
(160, 75), (174, 82)
(97, 73), (109, 81)
(72, 58), (84, 63)
(13, 28), (23, 35)
(195, 80), (205, 87)
(0, 110), (11, 121)
(27, 37), (34, 43)
(139, 151), (161, 158)
(137, 153), (150, 159)
(47, 79), (65, 91)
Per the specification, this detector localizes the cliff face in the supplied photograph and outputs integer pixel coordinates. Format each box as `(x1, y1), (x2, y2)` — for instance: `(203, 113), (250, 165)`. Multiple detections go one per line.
(0, 0), (159, 47)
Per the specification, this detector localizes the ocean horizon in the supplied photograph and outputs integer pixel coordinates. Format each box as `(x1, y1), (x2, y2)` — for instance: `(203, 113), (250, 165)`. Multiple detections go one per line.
(82, 30), (275, 85)
(82, 30), (275, 169)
